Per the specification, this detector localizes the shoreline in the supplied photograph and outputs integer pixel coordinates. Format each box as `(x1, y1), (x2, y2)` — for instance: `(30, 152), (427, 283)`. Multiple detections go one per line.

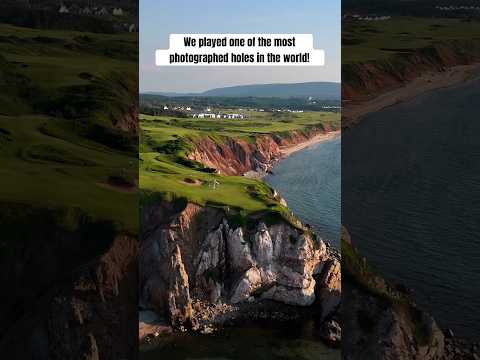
(279, 130), (341, 158)
(343, 62), (480, 126)
(343, 61), (480, 355)
(140, 299), (339, 347)
(243, 130), (341, 180)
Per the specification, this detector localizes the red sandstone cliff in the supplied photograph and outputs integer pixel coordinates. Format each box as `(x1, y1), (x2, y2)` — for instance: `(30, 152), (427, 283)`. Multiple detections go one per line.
(140, 202), (341, 337)
(188, 126), (337, 176)
(343, 40), (480, 102)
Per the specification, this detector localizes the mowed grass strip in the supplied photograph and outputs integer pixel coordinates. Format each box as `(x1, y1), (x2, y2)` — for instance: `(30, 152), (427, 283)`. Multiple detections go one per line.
(0, 24), (138, 230)
(0, 115), (138, 230)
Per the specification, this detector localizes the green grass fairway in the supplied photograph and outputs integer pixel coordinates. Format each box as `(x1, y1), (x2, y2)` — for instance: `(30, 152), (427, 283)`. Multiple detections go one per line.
(343, 16), (480, 64)
(0, 24), (138, 231)
(140, 111), (340, 227)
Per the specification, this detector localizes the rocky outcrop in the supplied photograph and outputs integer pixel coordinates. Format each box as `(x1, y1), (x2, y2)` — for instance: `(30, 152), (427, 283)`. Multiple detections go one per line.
(47, 234), (138, 360)
(0, 208), (138, 360)
(187, 127), (336, 176)
(316, 258), (341, 322)
(343, 281), (445, 360)
(167, 245), (194, 328)
(140, 202), (340, 332)
(342, 230), (446, 360)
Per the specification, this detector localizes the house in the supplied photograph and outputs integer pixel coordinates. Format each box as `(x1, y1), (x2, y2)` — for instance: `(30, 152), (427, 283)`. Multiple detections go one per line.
(112, 8), (124, 16)
(186, 107), (191, 111)
(193, 113), (216, 119)
(58, 4), (69, 13)
(128, 24), (137, 33)
(217, 113), (244, 119)
(163, 105), (169, 110)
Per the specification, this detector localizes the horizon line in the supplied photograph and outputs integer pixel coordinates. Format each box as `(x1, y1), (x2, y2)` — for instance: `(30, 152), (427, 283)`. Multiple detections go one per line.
(140, 80), (341, 95)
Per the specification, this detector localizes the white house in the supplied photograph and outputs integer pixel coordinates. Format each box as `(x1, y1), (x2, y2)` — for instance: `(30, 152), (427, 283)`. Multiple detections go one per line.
(112, 8), (124, 16)
(163, 105), (169, 110)
(194, 113), (217, 119)
(58, 4), (69, 13)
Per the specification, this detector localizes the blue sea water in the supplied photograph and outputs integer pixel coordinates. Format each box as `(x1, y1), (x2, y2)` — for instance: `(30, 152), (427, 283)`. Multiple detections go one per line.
(343, 77), (480, 339)
(266, 136), (341, 248)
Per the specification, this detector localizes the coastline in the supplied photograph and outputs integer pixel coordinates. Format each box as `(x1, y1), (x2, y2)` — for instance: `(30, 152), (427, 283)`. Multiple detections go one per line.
(343, 63), (480, 126)
(343, 61), (480, 355)
(243, 130), (341, 180)
(279, 130), (341, 158)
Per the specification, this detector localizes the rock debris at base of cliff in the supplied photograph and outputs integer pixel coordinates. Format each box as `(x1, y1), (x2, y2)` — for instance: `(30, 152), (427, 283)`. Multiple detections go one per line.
(139, 202), (341, 342)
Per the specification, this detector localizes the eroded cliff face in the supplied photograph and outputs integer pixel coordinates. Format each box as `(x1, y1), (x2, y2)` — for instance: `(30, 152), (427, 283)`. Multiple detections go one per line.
(140, 202), (341, 331)
(342, 230), (445, 360)
(47, 235), (138, 360)
(187, 127), (335, 176)
(343, 40), (480, 102)
(0, 204), (138, 360)
(343, 282), (445, 360)
(116, 102), (139, 133)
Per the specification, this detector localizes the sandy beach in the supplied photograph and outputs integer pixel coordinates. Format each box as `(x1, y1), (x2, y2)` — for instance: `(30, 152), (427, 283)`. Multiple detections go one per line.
(243, 130), (341, 180)
(280, 130), (341, 158)
(343, 63), (480, 126)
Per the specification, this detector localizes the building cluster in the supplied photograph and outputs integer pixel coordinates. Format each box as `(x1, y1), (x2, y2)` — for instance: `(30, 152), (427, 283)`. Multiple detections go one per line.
(58, 3), (126, 17)
(160, 104), (308, 118)
(244, 108), (264, 112)
(272, 109), (304, 113)
(343, 14), (391, 21)
(435, 5), (480, 11)
(163, 105), (191, 111)
(57, 3), (137, 32)
(193, 113), (245, 119)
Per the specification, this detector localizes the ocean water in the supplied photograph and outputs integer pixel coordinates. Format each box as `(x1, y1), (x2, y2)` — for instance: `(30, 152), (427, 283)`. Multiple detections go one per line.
(141, 320), (340, 360)
(266, 136), (341, 248)
(343, 77), (480, 339)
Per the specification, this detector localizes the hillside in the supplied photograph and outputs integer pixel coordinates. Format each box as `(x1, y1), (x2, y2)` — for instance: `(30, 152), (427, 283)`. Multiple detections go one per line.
(140, 111), (339, 219)
(146, 81), (341, 100)
(0, 1), (138, 33)
(0, 21), (139, 359)
(342, 16), (480, 123)
(0, 23), (138, 230)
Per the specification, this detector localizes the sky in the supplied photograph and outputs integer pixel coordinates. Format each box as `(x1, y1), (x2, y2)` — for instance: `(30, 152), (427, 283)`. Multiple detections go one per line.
(140, 0), (340, 93)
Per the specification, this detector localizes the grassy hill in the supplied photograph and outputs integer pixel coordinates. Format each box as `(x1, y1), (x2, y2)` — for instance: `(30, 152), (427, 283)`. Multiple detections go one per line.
(0, 23), (138, 231)
(139, 111), (339, 227)
(148, 82), (341, 100)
